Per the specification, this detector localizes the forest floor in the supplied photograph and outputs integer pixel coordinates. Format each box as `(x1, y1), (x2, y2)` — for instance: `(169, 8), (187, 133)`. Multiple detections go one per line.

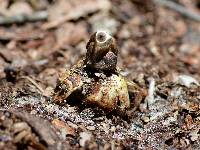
(0, 0), (200, 149)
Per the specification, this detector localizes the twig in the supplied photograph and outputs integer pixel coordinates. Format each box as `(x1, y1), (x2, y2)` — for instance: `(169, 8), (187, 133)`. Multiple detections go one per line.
(153, 0), (200, 22)
(145, 77), (156, 110)
(20, 76), (44, 94)
(0, 11), (48, 25)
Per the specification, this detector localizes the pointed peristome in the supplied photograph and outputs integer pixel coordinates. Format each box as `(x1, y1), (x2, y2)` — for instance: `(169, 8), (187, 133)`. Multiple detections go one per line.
(85, 31), (118, 72)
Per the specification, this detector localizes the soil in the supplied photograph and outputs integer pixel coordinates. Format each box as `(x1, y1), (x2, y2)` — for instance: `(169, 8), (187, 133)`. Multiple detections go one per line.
(0, 0), (199, 149)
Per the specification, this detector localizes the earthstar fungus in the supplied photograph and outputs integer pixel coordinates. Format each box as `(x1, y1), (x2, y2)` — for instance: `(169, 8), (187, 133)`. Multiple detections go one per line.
(53, 31), (142, 114)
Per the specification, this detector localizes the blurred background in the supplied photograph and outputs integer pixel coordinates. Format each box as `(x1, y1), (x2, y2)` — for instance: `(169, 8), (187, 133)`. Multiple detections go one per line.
(0, 0), (200, 89)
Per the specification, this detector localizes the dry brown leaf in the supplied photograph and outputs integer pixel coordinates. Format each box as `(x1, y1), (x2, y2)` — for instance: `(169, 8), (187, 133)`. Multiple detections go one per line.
(88, 12), (119, 34)
(43, 0), (111, 29)
(0, 0), (8, 16)
(7, 1), (33, 16)
(55, 22), (88, 48)
(52, 119), (75, 136)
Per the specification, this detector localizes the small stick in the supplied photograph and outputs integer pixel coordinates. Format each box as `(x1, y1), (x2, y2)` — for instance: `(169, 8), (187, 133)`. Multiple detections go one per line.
(153, 0), (200, 22)
(20, 76), (44, 94)
(0, 11), (48, 25)
(144, 77), (156, 110)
